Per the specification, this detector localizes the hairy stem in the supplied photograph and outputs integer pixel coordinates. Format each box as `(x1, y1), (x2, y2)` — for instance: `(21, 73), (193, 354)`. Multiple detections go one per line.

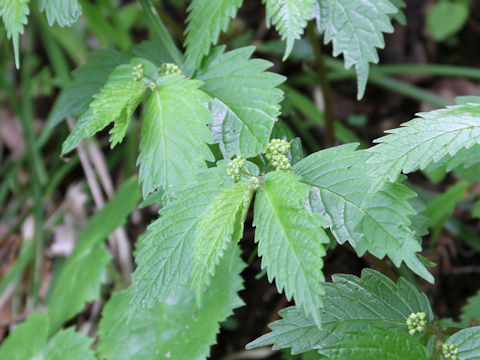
(307, 22), (335, 148)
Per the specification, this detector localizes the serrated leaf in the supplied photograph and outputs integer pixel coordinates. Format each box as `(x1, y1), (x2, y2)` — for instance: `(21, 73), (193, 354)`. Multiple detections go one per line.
(49, 242), (111, 332)
(294, 144), (433, 283)
(318, 327), (428, 359)
(49, 40), (174, 129)
(0, 313), (95, 360)
(247, 269), (433, 354)
(461, 291), (480, 326)
(0, 312), (48, 359)
(445, 326), (480, 359)
(183, 0), (243, 72)
(48, 50), (130, 128)
(192, 181), (253, 298)
(61, 59), (152, 154)
(263, 0), (315, 60)
(388, 0), (406, 25)
(426, 144), (480, 178)
(196, 46), (285, 158)
(48, 177), (140, 331)
(98, 245), (245, 360)
(253, 171), (329, 327)
(316, 0), (397, 99)
(137, 75), (214, 198)
(0, 0), (29, 68)
(43, 328), (96, 360)
(368, 103), (480, 183)
(85, 60), (150, 138)
(38, 0), (81, 27)
(131, 167), (233, 310)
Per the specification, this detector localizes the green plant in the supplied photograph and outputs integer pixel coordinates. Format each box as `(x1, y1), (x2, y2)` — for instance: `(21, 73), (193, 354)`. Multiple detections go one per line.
(1, 0), (480, 359)
(427, 0), (470, 42)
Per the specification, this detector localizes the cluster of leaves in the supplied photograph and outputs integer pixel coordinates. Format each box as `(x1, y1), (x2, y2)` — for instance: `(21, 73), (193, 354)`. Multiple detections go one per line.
(2, 0), (480, 359)
(248, 269), (480, 359)
(0, 0), (81, 67)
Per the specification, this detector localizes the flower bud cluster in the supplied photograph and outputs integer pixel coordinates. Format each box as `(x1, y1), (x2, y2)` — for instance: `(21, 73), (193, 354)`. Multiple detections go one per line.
(406, 312), (427, 336)
(159, 63), (182, 76)
(227, 156), (245, 182)
(249, 177), (261, 190)
(132, 63), (145, 82)
(442, 343), (458, 360)
(265, 139), (291, 172)
(147, 81), (157, 90)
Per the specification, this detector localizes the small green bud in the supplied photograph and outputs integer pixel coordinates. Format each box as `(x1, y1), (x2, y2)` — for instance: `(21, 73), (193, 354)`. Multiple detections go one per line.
(267, 138), (290, 156)
(265, 139), (292, 172)
(132, 63), (145, 81)
(274, 154), (292, 172)
(406, 312), (427, 335)
(442, 343), (458, 360)
(147, 81), (157, 90)
(159, 63), (182, 76)
(227, 156), (245, 182)
(249, 177), (261, 190)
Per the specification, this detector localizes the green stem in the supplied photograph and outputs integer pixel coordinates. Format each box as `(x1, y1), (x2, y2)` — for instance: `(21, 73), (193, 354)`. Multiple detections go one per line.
(293, 60), (451, 108)
(324, 59), (450, 107)
(373, 63), (480, 79)
(307, 22), (335, 148)
(139, 0), (184, 66)
(32, 4), (70, 84)
(20, 57), (45, 308)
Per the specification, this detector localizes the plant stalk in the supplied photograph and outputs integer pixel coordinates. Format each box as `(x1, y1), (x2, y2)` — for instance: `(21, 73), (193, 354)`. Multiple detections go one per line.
(139, 0), (184, 66)
(307, 22), (335, 148)
(21, 58), (45, 308)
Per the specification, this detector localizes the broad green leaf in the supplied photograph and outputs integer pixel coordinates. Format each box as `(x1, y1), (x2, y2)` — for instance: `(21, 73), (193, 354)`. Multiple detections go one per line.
(49, 242), (111, 332)
(263, 0), (315, 60)
(49, 40), (173, 128)
(183, 0), (243, 72)
(425, 144), (480, 178)
(98, 245), (245, 360)
(131, 167), (233, 309)
(0, 313), (95, 360)
(457, 96), (480, 105)
(42, 328), (96, 360)
(137, 75), (214, 198)
(388, 0), (406, 25)
(421, 180), (469, 228)
(294, 144), (433, 283)
(0, 312), (48, 359)
(86, 60), (150, 141)
(318, 327), (428, 359)
(317, 0), (397, 99)
(61, 59), (153, 154)
(0, 0), (29, 68)
(196, 46), (285, 158)
(48, 177), (140, 331)
(60, 108), (94, 155)
(368, 103), (480, 183)
(473, 201), (480, 219)
(192, 182), (253, 297)
(38, 0), (81, 27)
(461, 291), (480, 326)
(445, 326), (480, 359)
(253, 171), (329, 327)
(49, 50), (130, 128)
(427, 1), (469, 42)
(248, 269), (433, 354)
